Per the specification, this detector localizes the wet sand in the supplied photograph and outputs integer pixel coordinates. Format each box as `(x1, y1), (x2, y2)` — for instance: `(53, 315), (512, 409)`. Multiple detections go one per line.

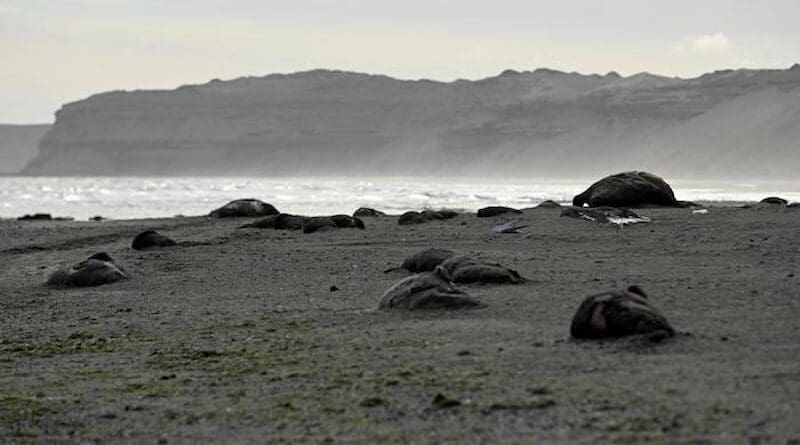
(1, 205), (799, 443)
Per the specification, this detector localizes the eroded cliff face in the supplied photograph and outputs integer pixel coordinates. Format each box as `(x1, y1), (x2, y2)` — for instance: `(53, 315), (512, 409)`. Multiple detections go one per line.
(23, 66), (800, 178)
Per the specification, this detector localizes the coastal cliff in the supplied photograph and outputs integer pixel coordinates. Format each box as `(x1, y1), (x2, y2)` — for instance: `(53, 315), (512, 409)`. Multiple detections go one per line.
(0, 124), (51, 174)
(23, 65), (800, 178)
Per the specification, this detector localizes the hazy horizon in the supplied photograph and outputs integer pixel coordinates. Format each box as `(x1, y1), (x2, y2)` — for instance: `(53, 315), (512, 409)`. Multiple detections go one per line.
(3, 0), (800, 123)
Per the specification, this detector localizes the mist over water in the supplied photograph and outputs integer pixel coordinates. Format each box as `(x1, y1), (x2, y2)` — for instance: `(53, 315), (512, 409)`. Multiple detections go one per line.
(2, 177), (800, 221)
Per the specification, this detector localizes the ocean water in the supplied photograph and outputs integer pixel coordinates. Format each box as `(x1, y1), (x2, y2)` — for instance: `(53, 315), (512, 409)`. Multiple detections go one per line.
(1, 176), (800, 221)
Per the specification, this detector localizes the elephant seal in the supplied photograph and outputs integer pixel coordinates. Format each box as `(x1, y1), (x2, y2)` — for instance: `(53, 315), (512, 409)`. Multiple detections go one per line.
(439, 255), (525, 284)
(477, 206), (522, 218)
(570, 285), (674, 340)
(573, 171), (683, 208)
(398, 211), (426, 225)
(397, 248), (456, 273)
(760, 196), (788, 206)
(423, 209), (459, 220)
(209, 199), (279, 218)
(303, 217), (338, 233)
(353, 207), (386, 218)
(378, 266), (482, 310)
(536, 200), (561, 209)
(239, 214), (280, 229)
(18, 213), (52, 221)
(47, 252), (128, 288)
(273, 213), (309, 230)
(131, 230), (177, 250)
(330, 215), (366, 229)
(398, 209), (459, 225)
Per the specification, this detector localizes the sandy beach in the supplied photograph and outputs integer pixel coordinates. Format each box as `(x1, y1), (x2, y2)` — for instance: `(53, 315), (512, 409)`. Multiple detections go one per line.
(1, 205), (799, 443)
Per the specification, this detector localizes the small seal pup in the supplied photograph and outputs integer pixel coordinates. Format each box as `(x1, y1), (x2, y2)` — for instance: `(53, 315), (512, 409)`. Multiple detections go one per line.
(570, 285), (674, 340)
(476, 206), (522, 218)
(131, 230), (177, 250)
(439, 255), (525, 284)
(393, 248), (456, 273)
(398, 209), (459, 225)
(238, 214), (280, 229)
(209, 199), (279, 218)
(47, 252), (128, 288)
(378, 266), (482, 310)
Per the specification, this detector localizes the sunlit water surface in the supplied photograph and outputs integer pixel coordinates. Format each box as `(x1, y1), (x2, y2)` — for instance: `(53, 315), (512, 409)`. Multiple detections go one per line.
(2, 177), (799, 220)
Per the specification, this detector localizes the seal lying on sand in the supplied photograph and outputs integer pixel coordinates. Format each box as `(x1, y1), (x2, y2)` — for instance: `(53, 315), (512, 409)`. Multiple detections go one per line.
(390, 248), (524, 284)
(209, 199), (279, 218)
(353, 207), (386, 218)
(476, 206), (522, 218)
(18, 213), (52, 221)
(131, 230), (177, 250)
(378, 266), (481, 310)
(536, 200), (561, 209)
(398, 209), (459, 225)
(573, 171), (685, 208)
(439, 255), (525, 284)
(47, 252), (128, 288)
(274, 213), (309, 230)
(560, 207), (650, 226)
(570, 285), (674, 340)
(303, 217), (338, 233)
(394, 248), (456, 273)
(330, 215), (366, 229)
(760, 197), (788, 206)
(239, 214), (280, 229)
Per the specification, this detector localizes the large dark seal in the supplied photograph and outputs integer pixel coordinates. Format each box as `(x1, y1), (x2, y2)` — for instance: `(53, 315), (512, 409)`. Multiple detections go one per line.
(573, 171), (681, 208)
(303, 217), (338, 233)
(439, 255), (525, 284)
(423, 209), (458, 220)
(398, 211), (426, 225)
(131, 230), (177, 250)
(47, 252), (128, 288)
(273, 213), (309, 230)
(398, 248), (456, 273)
(570, 285), (674, 340)
(18, 213), (53, 221)
(353, 207), (386, 218)
(477, 206), (522, 218)
(330, 215), (366, 229)
(209, 199), (279, 218)
(378, 267), (482, 310)
(760, 197), (788, 206)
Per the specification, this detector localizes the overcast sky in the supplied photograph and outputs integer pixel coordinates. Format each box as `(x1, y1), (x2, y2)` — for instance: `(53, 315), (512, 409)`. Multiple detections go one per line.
(1, 0), (799, 123)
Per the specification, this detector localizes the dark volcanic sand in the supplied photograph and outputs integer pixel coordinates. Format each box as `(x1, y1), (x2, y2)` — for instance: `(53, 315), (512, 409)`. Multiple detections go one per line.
(1, 206), (799, 443)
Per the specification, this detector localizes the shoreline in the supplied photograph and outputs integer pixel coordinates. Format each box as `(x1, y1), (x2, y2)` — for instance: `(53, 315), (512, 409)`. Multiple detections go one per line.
(1, 205), (799, 442)
(0, 199), (777, 223)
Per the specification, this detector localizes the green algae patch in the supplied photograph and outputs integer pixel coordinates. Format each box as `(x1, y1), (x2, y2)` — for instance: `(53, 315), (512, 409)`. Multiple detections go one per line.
(147, 318), (319, 376)
(2, 331), (152, 357)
